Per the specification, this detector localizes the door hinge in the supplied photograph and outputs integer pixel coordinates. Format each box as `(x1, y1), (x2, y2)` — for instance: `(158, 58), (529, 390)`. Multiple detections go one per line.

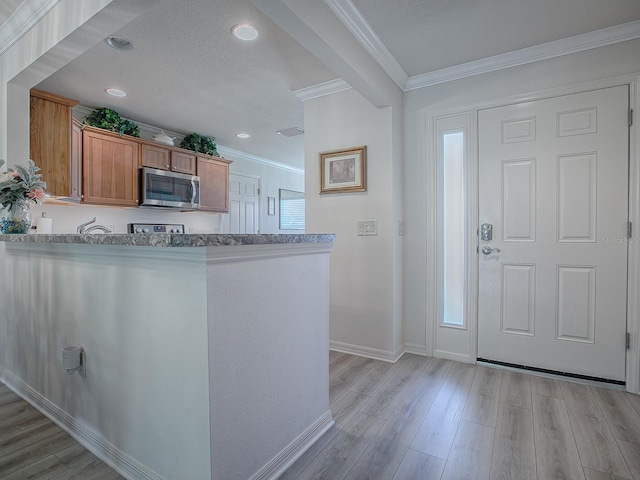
(630, 109), (634, 127)
(627, 332), (631, 350)
(627, 221), (633, 239)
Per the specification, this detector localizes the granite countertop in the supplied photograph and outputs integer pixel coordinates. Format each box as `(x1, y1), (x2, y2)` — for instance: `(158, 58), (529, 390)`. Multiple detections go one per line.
(0, 233), (336, 248)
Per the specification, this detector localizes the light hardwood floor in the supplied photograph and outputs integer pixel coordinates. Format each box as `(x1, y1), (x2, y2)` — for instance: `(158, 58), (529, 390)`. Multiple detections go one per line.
(284, 352), (640, 480)
(3, 354), (640, 480)
(0, 382), (124, 480)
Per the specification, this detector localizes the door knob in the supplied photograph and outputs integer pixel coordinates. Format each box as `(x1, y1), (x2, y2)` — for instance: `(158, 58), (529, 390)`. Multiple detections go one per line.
(481, 246), (501, 255)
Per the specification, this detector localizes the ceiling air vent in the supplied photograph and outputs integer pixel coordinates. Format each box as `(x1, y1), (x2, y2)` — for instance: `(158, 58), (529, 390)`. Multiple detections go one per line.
(276, 127), (304, 137)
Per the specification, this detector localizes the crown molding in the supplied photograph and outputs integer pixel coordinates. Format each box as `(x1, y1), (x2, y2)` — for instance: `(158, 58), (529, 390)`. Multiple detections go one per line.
(293, 78), (351, 102)
(405, 19), (640, 91)
(73, 106), (303, 175)
(323, 0), (408, 89)
(0, 0), (63, 55)
(216, 146), (304, 175)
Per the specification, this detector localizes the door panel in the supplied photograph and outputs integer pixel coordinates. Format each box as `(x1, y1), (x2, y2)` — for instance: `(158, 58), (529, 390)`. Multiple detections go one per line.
(477, 86), (629, 381)
(225, 174), (259, 234)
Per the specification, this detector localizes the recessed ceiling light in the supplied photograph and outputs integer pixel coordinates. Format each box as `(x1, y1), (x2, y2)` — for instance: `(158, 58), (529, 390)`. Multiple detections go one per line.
(231, 24), (259, 41)
(105, 88), (127, 97)
(104, 35), (134, 51)
(236, 133), (250, 139)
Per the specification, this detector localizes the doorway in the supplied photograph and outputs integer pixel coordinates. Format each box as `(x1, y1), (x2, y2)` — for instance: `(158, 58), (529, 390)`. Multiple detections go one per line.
(477, 86), (630, 381)
(222, 173), (260, 234)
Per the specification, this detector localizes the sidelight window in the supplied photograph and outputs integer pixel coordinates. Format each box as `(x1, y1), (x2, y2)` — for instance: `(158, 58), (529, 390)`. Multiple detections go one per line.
(442, 131), (465, 326)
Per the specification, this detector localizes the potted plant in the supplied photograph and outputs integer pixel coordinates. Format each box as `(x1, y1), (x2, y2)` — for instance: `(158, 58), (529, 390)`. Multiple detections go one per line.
(0, 159), (46, 234)
(180, 133), (218, 157)
(83, 107), (140, 137)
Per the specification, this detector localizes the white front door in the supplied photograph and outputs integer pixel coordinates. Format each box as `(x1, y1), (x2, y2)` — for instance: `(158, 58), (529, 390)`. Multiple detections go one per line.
(224, 174), (259, 234)
(477, 86), (629, 381)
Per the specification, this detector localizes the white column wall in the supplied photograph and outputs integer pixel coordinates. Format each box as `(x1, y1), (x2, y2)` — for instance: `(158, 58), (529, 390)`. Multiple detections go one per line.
(206, 247), (332, 480)
(305, 88), (403, 360)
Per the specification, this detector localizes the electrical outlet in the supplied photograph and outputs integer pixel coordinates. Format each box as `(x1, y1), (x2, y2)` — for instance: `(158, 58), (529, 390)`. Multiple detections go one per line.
(358, 220), (378, 236)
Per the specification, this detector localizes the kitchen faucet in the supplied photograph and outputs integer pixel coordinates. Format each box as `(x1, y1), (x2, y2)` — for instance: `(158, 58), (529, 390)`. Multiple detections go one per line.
(77, 217), (112, 234)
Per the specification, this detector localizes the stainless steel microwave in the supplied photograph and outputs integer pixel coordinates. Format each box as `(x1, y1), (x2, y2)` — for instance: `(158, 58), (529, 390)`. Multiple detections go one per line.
(140, 167), (200, 209)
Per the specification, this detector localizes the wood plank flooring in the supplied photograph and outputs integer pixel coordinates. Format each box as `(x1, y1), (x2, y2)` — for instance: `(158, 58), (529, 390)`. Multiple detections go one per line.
(0, 383), (123, 480)
(285, 352), (640, 480)
(3, 354), (640, 480)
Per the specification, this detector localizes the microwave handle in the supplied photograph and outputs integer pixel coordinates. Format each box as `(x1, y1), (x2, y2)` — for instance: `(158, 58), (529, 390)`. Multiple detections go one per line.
(190, 179), (196, 204)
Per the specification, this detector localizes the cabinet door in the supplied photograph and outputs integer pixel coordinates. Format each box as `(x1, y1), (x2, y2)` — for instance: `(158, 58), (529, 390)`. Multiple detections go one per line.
(197, 157), (229, 212)
(29, 90), (78, 197)
(70, 119), (83, 201)
(141, 144), (170, 170)
(83, 129), (140, 206)
(171, 151), (197, 175)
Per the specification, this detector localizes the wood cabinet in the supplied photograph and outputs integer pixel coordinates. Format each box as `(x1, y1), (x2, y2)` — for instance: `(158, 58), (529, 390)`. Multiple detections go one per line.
(171, 151), (196, 174)
(140, 143), (170, 170)
(70, 118), (83, 200)
(197, 156), (231, 212)
(29, 89), (230, 211)
(82, 127), (139, 206)
(30, 89), (80, 200)
(140, 143), (196, 175)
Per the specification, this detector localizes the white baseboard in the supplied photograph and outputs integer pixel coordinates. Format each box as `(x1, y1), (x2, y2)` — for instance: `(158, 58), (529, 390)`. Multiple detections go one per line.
(433, 349), (474, 364)
(0, 365), (162, 480)
(250, 411), (334, 480)
(329, 341), (404, 363)
(403, 343), (428, 356)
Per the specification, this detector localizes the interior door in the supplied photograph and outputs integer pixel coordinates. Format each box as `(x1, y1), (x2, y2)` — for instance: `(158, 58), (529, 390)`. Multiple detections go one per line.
(225, 173), (259, 234)
(477, 86), (629, 381)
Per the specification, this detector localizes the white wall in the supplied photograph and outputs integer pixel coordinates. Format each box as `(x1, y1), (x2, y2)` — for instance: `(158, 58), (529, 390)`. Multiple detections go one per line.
(206, 247), (332, 479)
(219, 151), (305, 234)
(403, 39), (640, 359)
(0, 243), (211, 479)
(305, 87), (403, 360)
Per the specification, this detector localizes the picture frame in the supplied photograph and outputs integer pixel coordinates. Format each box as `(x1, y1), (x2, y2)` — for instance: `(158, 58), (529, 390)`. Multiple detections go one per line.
(267, 196), (276, 216)
(320, 146), (367, 194)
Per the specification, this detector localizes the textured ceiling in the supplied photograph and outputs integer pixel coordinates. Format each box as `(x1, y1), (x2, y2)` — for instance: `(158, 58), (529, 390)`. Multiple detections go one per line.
(351, 0), (640, 76)
(35, 0), (337, 169)
(10, 0), (640, 169)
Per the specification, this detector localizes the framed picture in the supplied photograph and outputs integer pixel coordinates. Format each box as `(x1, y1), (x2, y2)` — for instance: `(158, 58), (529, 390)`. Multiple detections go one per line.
(267, 196), (276, 216)
(320, 146), (367, 194)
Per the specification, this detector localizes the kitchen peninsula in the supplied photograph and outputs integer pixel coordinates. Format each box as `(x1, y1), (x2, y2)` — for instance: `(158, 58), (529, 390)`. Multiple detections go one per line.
(0, 233), (335, 480)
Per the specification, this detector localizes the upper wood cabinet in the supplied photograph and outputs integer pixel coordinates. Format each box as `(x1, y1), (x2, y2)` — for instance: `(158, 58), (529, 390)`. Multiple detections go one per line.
(171, 151), (196, 174)
(197, 156), (231, 212)
(140, 143), (196, 175)
(29, 89), (80, 199)
(140, 143), (170, 170)
(82, 127), (139, 206)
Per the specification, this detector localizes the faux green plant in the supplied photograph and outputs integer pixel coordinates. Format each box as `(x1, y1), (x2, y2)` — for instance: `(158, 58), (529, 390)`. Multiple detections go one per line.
(83, 107), (140, 137)
(0, 159), (47, 208)
(180, 133), (218, 157)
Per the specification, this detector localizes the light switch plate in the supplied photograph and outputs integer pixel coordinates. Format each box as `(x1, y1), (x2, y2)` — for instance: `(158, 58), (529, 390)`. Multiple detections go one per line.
(398, 220), (405, 236)
(358, 220), (378, 236)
